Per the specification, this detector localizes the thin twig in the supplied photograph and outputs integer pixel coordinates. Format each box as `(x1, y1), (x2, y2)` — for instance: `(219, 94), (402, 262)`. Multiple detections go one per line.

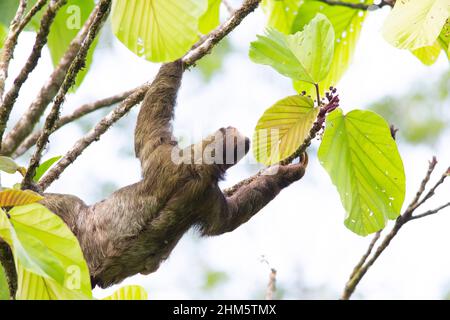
(348, 231), (381, 281)
(0, 0), (66, 150)
(22, 0), (111, 189)
(1, 3), (101, 156)
(316, 0), (394, 10)
(0, 0), (28, 103)
(265, 268), (277, 300)
(341, 159), (449, 299)
(38, 0), (262, 190)
(12, 89), (134, 158)
(409, 202), (450, 221)
(182, 0), (261, 67)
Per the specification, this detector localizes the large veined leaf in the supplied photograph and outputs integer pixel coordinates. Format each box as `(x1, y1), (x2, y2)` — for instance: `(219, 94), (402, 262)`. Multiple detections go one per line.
(47, 0), (97, 90)
(9, 204), (92, 298)
(0, 205), (92, 299)
(292, 0), (369, 96)
(111, 0), (207, 62)
(0, 263), (10, 300)
(0, 189), (43, 207)
(253, 95), (318, 165)
(103, 285), (148, 300)
(261, 0), (302, 34)
(382, 0), (450, 50)
(412, 42), (442, 65)
(250, 14), (335, 84)
(318, 109), (406, 236)
(199, 0), (221, 34)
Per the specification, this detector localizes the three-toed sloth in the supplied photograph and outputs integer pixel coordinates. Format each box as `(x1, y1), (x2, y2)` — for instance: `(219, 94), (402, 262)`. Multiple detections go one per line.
(41, 60), (307, 288)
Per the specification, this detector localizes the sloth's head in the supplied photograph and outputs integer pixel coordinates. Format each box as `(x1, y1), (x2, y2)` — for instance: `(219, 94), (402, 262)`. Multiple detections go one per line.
(198, 126), (250, 171)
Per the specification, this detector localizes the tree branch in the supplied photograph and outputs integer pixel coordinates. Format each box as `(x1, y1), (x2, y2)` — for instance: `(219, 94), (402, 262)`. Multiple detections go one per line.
(316, 0), (394, 11)
(0, 239), (16, 299)
(22, 0), (111, 189)
(38, 0), (262, 190)
(0, 0), (28, 103)
(12, 89), (135, 158)
(0, 0), (66, 151)
(1, 2), (101, 156)
(341, 159), (449, 299)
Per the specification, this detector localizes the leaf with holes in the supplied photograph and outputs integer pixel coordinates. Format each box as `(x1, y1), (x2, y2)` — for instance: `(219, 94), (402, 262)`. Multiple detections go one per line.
(250, 13), (335, 84)
(318, 109), (406, 236)
(111, 0), (207, 62)
(261, 0), (302, 34)
(292, 0), (369, 96)
(382, 0), (450, 50)
(253, 95), (318, 165)
(103, 285), (148, 300)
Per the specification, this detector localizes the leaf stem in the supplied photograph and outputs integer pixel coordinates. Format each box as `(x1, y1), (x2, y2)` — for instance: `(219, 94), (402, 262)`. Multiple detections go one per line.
(314, 83), (321, 106)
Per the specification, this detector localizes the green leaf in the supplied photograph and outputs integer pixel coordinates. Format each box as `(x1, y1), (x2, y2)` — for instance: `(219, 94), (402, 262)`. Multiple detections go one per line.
(261, 0), (302, 34)
(103, 285), (148, 300)
(0, 204), (93, 299)
(292, 0), (369, 96)
(318, 109), (406, 236)
(0, 24), (7, 49)
(0, 156), (20, 174)
(250, 14), (335, 83)
(199, 0), (221, 34)
(250, 28), (309, 80)
(438, 20), (450, 59)
(0, 189), (44, 207)
(253, 95), (318, 165)
(33, 156), (61, 182)
(0, 263), (10, 300)
(382, 0), (450, 50)
(111, 0), (207, 62)
(47, 0), (97, 90)
(411, 42), (442, 65)
(0, 0), (22, 27)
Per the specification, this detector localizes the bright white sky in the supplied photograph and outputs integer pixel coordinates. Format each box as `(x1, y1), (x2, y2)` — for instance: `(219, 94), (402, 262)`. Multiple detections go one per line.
(2, 3), (449, 299)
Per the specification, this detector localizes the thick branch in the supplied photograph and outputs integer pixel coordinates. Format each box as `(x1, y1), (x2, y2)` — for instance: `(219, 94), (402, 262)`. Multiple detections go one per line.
(341, 159), (449, 299)
(22, 0), (111, 189)
(0, 0), (66, 150)
(38, 0), (262, 190)
(1, 2), (101, 156)
(12, 89), (134, 158)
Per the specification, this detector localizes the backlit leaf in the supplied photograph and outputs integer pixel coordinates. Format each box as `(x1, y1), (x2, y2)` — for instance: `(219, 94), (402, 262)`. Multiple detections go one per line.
(103, 285), (148, 300)
(318, 109), (406, 236)
(111, 0), (207, 62)
(382, 0), (450, 50)
(253, 95), (318, 165)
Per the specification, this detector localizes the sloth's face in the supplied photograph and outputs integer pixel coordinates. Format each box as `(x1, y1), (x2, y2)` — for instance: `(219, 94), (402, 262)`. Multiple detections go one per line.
(198, 126), (250, 169)
(220, 126), (250, 167)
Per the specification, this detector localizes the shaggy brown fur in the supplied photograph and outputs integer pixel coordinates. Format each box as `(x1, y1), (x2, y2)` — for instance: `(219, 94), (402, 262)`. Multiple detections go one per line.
(41, 61), (307, 288)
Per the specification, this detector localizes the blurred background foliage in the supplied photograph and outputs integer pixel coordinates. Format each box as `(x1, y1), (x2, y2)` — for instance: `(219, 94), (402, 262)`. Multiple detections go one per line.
(369, 70), (449, 145)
